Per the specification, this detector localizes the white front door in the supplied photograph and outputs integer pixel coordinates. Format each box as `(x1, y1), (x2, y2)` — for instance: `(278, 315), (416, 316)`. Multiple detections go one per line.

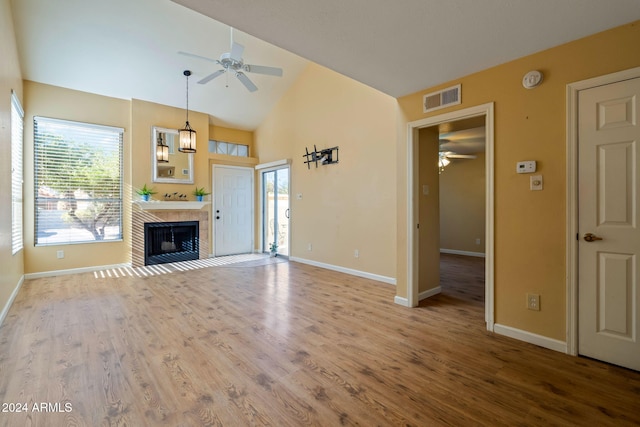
(213, 166), (253, 256)
(578, 77), (640, 371)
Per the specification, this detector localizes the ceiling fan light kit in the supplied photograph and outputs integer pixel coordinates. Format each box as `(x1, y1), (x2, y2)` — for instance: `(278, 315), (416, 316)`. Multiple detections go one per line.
(178, 70), (196, 153)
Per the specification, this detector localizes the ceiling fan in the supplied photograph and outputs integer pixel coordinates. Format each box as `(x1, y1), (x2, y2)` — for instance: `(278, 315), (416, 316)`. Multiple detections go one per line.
(179, 28), (283, 92)
(438, 139), (477, 173)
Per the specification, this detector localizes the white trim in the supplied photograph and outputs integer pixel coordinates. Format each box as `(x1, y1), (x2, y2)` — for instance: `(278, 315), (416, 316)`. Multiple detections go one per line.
(24, 263), (131, 280)
(258, 164), (291, 255)
(394, 295), (410, 307)
(440, 249), (486, 258)
(289, 256), (396, 285)
(494, 323), (567, 354)
(34, 115), (124, 133)
(566, 66), (640, 356)
(132, 201), (208, 210)
(405, 102), (495, 332)
(0, 276), (24, 327)
(419, 286), (441, 301)
(255, 158), (291, 170)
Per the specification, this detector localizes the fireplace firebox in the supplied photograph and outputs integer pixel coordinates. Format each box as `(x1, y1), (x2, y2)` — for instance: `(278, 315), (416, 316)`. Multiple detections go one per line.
(144, 221), (199, 266)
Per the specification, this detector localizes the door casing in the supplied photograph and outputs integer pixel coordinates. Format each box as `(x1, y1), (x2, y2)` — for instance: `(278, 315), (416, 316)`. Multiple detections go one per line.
(405, 102), (495, 330)
(566, 66), (640, 355)
(256, 159), (291, 256)
(212, 164), (254, 257)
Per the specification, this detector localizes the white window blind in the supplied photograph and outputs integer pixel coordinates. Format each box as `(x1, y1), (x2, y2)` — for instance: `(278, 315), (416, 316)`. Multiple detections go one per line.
(34, 117), (124, 245)
(11, 91), (24, 255)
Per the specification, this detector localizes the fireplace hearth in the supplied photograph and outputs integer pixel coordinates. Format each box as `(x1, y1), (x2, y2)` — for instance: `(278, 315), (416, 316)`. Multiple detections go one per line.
(144, 221), (199, 265)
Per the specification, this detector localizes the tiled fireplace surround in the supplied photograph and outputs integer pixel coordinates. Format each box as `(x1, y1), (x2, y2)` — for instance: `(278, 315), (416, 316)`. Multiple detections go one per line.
(132, 208), (209, 268)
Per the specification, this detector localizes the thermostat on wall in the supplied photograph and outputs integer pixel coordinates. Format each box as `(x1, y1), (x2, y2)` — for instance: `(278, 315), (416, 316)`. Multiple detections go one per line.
(516, 161), (536, 174)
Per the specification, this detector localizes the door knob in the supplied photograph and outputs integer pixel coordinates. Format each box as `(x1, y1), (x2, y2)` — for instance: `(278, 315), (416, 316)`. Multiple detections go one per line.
(584, 233), (603, 242)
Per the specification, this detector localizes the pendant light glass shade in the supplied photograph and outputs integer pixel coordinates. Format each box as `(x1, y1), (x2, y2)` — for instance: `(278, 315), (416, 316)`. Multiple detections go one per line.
(156, 133), (169, 163)
(178, 70), (196, 153)
(179, 123), (196, 153)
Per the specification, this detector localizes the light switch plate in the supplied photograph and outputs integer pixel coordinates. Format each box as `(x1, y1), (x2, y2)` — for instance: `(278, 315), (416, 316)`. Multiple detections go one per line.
(530, 175), (543, 190)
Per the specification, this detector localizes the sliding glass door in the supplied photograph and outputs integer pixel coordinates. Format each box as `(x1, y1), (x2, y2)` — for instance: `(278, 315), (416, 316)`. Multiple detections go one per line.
(262, 167), (289, 257)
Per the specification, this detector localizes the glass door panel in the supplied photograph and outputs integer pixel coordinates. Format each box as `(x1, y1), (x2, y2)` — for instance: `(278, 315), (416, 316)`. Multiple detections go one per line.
(262, 167), (289, 257)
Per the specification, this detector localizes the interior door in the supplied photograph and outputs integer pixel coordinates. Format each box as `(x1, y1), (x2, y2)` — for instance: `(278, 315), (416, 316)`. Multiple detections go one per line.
(578, 77), (640, 371)
(262, 167), (289, 256)
(213, 166), (253, 256)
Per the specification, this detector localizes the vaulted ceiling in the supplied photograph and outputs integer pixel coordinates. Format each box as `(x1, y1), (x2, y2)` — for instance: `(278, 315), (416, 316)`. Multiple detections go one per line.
(11, 0), (640, 130)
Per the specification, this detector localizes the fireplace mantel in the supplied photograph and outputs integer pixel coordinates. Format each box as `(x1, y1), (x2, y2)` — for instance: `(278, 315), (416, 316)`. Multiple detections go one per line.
(133, 200), (209, 210)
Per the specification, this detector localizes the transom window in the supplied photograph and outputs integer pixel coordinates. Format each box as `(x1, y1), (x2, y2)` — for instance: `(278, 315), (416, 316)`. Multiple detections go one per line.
(209, 140), (249, 157)
(34, 117), (124, 245)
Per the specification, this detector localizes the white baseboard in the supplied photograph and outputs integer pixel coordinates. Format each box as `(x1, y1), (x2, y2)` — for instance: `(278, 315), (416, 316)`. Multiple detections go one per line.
(394, 295), (410, 307)
(0, 275), (24, 327)
(419, 286), (441, 301)
(494, 323), (567, 353)
(440, 248), (486, 258)
(289, 257), (396, 285)
(24, 263), (131, 280)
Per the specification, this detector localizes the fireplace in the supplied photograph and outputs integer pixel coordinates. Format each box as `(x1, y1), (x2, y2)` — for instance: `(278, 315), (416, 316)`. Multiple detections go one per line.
(144, 221), (199, 266)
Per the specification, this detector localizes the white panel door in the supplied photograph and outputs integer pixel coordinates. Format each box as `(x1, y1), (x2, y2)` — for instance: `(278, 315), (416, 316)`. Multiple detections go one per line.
(213, 166), (253, 256)
(578, 77), (640, 371)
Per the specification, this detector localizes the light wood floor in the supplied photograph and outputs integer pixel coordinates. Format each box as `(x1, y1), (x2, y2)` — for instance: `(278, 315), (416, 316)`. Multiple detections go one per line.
(1, 254), (639, 426)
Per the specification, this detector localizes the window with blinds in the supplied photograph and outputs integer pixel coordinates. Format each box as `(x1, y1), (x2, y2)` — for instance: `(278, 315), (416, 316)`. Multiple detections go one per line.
(11, 91), (24, 255)
(34, 117), (124, 245)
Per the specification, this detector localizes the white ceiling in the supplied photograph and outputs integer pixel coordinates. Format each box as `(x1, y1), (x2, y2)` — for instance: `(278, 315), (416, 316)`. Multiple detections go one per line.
(12, 0), (640, 131)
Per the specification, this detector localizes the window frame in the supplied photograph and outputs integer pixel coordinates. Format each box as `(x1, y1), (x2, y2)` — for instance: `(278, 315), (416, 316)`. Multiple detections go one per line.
(11, 91), (24, 255)
(33, 116), (124, 246)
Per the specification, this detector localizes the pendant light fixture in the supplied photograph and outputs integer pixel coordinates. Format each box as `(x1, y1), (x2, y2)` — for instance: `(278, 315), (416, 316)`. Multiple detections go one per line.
(178, 70), (196, 153)
(156, 132), (169, 163)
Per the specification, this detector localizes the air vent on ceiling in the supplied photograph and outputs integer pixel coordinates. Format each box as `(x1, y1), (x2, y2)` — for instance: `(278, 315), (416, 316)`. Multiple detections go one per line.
(423, 84), (461, 113)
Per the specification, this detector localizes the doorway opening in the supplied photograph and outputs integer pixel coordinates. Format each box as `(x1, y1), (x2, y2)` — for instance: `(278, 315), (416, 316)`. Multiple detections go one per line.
(406, 103), (495, 330)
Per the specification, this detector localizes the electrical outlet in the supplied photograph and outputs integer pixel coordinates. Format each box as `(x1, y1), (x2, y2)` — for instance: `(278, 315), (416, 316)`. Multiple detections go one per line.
(307, 243), (312, 251)
(527, 293), (540, 311)
(354, 249), (359, 258)
(475, 238), (481, 245)
(57, 250), (65, 259)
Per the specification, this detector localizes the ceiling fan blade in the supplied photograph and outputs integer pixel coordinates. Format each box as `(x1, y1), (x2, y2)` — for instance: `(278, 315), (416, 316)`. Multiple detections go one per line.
(198, 69), (225, 84)
(236, 72), (258, 92)
(243, 64), (283, 77)
(446, 153), (477, 159)
(178, 51), (218, 64)
(230, 42), (244, 62)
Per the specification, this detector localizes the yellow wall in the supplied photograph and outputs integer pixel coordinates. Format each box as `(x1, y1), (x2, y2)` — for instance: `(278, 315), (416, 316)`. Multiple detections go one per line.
(0, 0), (24, 315)
(397, 21), (640, 340)
(210, 125), (254, 149)
(255, 63), (397, 279)
(131, 99), (210, 197)
(23, 82), (131, 273)
(440, 153), (486, 253)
